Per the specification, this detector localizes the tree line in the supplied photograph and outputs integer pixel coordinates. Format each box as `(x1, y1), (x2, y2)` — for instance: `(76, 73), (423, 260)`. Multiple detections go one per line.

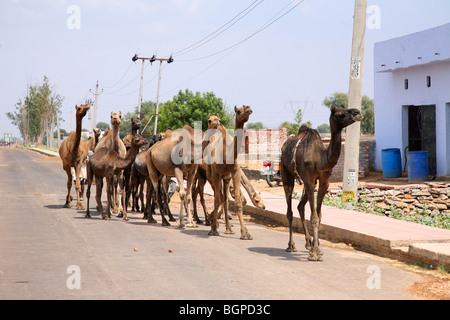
(6, 78), (375, 143)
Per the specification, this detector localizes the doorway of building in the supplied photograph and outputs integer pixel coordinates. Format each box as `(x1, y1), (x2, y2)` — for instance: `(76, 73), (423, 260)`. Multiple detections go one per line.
(406, 105), (437, 176)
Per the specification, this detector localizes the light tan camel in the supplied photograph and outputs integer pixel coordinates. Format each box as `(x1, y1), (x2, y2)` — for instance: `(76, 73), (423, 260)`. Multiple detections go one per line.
(205, 106), (252, 239)
(59, 104), (90, 209)
(280, 105), (362, 261)
(145, 124), (201, 227)
(192, 165), (265, 225)
(86, 134), (148, 220)
(94, 111), (127, 215)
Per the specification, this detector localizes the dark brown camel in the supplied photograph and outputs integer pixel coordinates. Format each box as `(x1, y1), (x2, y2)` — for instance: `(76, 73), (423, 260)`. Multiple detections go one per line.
(59, 104), (90, 209)
(85, 134), (148, 220)
(280, 105), (362, 261)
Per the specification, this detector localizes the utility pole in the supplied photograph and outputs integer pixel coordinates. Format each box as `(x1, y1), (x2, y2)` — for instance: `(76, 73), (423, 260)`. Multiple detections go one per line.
(342, 0), (367, 208)
(132, 54), (156, 121)
(131, 54), (173, 134)
(154, 56), (173, 135)
(89, 81), (103, 132)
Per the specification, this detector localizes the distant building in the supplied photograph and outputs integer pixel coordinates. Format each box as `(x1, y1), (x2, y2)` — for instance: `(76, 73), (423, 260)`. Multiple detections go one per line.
(374, 23), (450, 177)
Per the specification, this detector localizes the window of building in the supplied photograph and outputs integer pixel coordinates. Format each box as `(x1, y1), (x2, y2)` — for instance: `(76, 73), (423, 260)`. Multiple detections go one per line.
(427, 76), (431, 88)
(404, 79), (408, 90)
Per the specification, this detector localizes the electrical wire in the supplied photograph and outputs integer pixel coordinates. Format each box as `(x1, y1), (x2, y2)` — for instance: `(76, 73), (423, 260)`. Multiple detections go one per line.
(174, 0), (264, 57)
(178, 0), (305, 62)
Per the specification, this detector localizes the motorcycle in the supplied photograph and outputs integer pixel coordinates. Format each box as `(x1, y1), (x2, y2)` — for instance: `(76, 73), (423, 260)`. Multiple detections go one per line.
(262, 159), (303, 187)
(262, 159), (282, 187)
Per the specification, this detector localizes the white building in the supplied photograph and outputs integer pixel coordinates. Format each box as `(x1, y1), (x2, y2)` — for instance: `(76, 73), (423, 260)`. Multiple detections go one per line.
(374, 23), (450, 177)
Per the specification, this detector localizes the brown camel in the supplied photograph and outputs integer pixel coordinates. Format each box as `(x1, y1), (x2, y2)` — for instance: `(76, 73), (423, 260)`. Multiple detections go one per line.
(192, 164), (265, 225)
(205, 106), (252, 239)
(85, 134), (148, 220)
(145, 124), (200, 227)
(87, 129), (101, 152)
(280, 105), (362, 261)
(94, 111), (127, 215)
(59, 104), (90, 209)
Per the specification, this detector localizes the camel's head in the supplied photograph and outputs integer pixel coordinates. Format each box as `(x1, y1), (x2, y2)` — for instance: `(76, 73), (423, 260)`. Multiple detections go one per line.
(122, 132), (133, 149)
(251, 192), (265, 210)
(94, 129), (101, 139)
(110, 111), (122, 126)
(75, 104), (90, 117)
(208, 113), (221, 129)
(131, 117), (141, 131)
(132, 134), (149, 148)
(235, 105), (252, 125)
(330, 105), (363, 130)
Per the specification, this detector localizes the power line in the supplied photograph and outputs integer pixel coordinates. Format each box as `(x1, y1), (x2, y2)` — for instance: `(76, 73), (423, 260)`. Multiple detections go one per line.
(178, 0), (305, 62)
(174, 0), (264, 57)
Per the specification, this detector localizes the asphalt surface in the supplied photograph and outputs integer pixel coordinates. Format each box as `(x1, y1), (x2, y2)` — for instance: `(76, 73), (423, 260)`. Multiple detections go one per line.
(0, 148), (426, 300)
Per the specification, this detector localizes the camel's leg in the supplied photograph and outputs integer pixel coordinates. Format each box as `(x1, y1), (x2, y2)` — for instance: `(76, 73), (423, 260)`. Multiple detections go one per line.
(85, 162), (92, 218)
(95, 176), (104, 213)
(117, 173), (128, 220)
(222, 178), (234, 235)
(282, 170), (296, 252)
(192, 179), (201, 223)
(184, 169), (198, 228)
(104, 177), (113, 220)
(145, 178), (157, 223)
(208, 174), (222, 236)
(174, 167), (190, 228)
(232, 170), (252, 240)
(305, 180), (322, 261)
(74, 164), (84, 210)
(198, 178), (210, 225)
(63, 165), (73, 208)
(162, 178), (176, 221)
(296, 188), (312, 250)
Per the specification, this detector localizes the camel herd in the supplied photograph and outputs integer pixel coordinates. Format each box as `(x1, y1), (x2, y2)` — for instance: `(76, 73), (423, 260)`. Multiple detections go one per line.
(59, 103), (362, 261)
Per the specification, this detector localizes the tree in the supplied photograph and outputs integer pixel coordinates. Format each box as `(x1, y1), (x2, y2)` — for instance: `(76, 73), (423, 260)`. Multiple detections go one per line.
(6, 76), (64, 144)
(322, 92), (374, 134)
(120, 101), (156, 138)
(246, 122), (265, 129)
(156, 89), (234, 132)
(279, 108), (311, 135)
(96, 122), (110, 131)
(316, 123), (330, 133)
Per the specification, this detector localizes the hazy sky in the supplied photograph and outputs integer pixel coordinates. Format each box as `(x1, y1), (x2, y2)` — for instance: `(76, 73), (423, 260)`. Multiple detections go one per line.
(1, 0), (450, 138)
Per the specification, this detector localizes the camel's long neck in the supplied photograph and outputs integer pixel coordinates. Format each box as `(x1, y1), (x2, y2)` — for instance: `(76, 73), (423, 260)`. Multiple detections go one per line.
(326, 123), (343, 170)
(71, 115), (83, 154)
(233, 121), (245, 162)
(112, 123), (120, 151)
(116, 145), (139, 170)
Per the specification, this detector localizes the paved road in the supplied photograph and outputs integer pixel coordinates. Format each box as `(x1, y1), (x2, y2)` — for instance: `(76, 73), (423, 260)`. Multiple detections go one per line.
(0, 148), (424, 300)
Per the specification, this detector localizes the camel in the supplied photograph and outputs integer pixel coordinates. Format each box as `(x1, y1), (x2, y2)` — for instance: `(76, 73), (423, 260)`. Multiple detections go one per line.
(145, 125), (201, 227)
(94, 111), (127, 215)
(85, 134), (148, 220)
(87, 129), (101, 152)
(280, 105), (362, 261)
(205, 106), (253, 239)
(192, 164), (265, 225)
(59, 104), (90, 209)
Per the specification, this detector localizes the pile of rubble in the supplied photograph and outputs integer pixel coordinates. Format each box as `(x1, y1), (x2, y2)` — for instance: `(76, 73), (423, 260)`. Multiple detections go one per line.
(358, 183), (450, 215)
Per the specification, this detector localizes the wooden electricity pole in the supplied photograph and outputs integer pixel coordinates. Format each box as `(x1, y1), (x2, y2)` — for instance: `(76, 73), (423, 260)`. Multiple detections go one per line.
(341, 0), (367, 208)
